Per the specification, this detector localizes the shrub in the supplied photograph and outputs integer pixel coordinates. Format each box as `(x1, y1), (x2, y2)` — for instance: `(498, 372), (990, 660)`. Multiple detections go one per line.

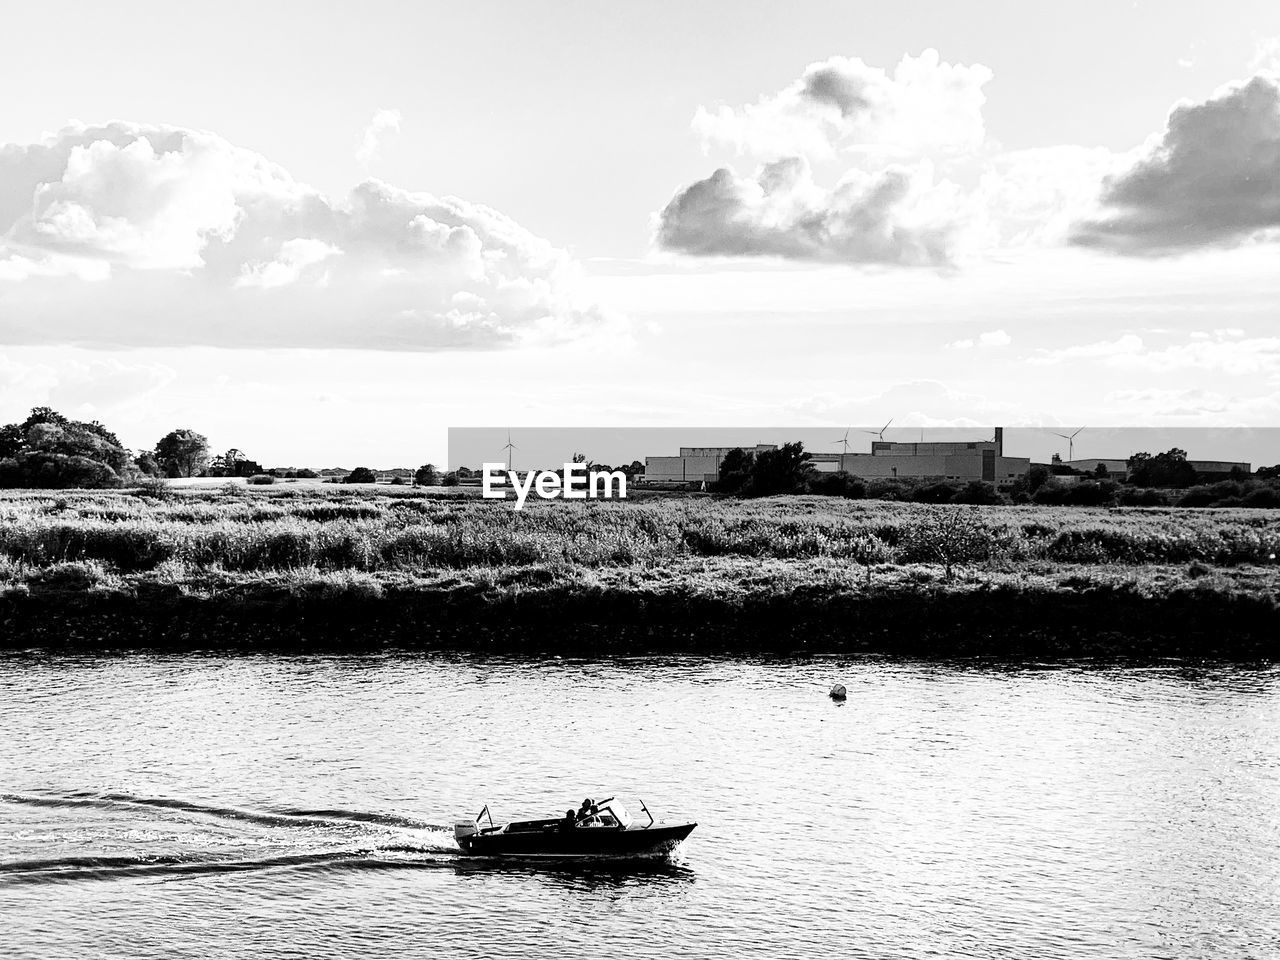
(246, 474), (276, 486)
(1117, 487), (1168, 507)
(866, 479), (913, 502)
(28, 560), (113, 592)
(899, 508), (992, 578)
(292, 503), (383, 522)
(953, 481), (1003, 505)
(344, 467), (378, 484)
(1243, 486), (1280, 508)
(807, 472), (865, 499)
(1045, 529), (1130, 563)
(0, 521), (177, 571)
(132, 476), (175, 501)
(913, 482), (958, 504)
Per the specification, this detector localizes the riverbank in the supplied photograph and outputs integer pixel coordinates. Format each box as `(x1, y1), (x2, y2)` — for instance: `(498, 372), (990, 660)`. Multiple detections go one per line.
(2, 488), (1278, 656)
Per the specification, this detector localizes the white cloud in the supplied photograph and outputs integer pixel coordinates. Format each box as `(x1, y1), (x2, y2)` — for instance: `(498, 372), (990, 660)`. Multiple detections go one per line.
(0, 352), (174, 420)
(976, 146), (1121, 248)
(947, 329), (1011, 350)
(237, 237), (342, 288)
(1032, 332), (1280, 375)
(1249, 36), (1280, 73)
(0, 121), (616, 349)
(356, 108), (402, 168)
(1071, 72), (1280, 254)
(1103, 387), (1280, 422)
(781, 379), (1014, 425)
(655, 156), (970, 266)
(1030, 334), (1146, 363)
(693, 49), (992, 160)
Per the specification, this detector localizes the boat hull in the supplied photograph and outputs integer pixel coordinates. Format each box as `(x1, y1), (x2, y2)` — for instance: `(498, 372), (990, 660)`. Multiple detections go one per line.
(458, 822), (696, 859)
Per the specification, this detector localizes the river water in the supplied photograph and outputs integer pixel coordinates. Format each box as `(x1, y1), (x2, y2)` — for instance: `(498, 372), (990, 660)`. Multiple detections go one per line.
(1, 653), (1277, 959)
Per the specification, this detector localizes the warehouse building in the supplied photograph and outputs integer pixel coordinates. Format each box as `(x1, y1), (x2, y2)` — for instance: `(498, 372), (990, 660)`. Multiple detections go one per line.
(1057, 457), (1130, 476)
(1057, 457), (1251, 478)
(809, 428), (1029, 489)
(642, 429), (1031, 489)
(643, 445), (778, 484)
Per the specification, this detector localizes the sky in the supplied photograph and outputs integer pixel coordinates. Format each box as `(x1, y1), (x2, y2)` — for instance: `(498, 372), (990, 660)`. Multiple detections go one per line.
(2, 0), (1280, 467)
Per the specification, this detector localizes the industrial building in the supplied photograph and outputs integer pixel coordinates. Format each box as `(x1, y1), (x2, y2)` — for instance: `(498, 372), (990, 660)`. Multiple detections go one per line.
(643, 429), (1031, 489)
(643, 445), (779, 485)
(1057, 457), (1130, 476)
(1057, 456), (1252, 478)
(809, 428), (1029, 489)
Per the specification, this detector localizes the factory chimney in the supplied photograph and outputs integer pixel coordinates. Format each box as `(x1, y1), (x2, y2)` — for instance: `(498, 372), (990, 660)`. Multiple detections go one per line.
(994, 426), (1003, 456)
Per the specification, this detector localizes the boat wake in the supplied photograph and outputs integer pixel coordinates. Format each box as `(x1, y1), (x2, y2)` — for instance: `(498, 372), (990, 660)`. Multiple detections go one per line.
(0, 789), (460, 887)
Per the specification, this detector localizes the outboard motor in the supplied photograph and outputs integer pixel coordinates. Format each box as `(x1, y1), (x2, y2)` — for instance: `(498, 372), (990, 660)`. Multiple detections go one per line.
(454, 820), (478, 843)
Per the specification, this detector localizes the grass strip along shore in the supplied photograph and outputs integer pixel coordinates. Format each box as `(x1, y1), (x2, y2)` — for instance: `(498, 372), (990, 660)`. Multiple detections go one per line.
(2, 487), (1278, 658)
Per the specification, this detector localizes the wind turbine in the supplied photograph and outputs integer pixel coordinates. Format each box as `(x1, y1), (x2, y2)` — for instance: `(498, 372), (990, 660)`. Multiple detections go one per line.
(835, 428), (852, 455)
(1052, 426), (1085, 461)
(862, 419), (894, 442)
(502, 430), (516, 471)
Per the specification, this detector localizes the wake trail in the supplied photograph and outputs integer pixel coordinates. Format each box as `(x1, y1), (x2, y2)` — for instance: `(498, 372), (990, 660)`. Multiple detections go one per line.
(0, 848), (461, 887)
(2, 790), (447, 832)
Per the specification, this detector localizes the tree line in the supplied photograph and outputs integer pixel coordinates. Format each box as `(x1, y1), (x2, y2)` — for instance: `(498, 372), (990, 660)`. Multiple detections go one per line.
(707, 442), (1280, 509)
(0, 407), (644, 491)
(2, 407), (1276, 508)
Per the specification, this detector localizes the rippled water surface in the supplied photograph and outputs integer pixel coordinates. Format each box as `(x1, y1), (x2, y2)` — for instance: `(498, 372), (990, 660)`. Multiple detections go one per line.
(2, 653), (1278, 959)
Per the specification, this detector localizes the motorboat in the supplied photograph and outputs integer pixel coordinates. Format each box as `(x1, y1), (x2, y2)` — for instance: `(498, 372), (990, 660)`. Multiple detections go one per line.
(454, 797), (695, 859)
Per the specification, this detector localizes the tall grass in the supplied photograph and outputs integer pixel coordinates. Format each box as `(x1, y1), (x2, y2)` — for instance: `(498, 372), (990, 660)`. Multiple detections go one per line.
(0, 489), (1278, 582)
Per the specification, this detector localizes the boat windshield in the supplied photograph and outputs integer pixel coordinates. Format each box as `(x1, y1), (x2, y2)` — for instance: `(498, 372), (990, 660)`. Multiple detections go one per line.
(600, 801), (633, 828)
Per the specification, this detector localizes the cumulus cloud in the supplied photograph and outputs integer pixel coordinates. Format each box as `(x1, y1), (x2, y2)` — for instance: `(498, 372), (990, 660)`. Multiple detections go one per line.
(976, 146), (1121, 248)
(0, 121), (613, 349)
(356, 108), (402, 168)
(237, 238), (341, 288)
(660, 49), (1002, 266)
(693, 49), (992, 160)
(1071, 73), (1280, 254)
(655, 156), (970, 266)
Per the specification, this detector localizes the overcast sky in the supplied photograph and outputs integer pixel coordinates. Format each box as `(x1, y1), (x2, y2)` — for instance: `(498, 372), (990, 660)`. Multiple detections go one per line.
(2, 0), (1280, 466)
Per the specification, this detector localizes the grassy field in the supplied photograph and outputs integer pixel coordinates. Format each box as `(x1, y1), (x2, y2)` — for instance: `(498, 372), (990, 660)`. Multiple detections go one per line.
(2, 485), (1278, 653)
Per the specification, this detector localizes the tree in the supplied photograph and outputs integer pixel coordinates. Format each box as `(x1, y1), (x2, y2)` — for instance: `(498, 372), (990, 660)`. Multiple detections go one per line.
(414, 463), (439, 486)
(0, 407), (136, 489)
(1128, 448), (1197, 488)
(744, 442), (814, 496)
(206, 448), (264, 477)
(155, 429), (210, 478)
(901, 507), (992, 580)
(808, 471), (866, 499)
(345, 466), (378, 483)
(134, 451), (162, 477)
(715, 447), (756, 493)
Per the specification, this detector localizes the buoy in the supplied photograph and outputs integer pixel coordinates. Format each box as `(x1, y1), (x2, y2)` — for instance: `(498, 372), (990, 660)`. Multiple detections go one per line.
(829, 684), (847, 701)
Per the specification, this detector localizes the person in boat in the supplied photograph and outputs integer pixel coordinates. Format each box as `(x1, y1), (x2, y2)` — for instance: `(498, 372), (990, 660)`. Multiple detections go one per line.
(577, 798), (600, 825)
(562, 809), (576, 832)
